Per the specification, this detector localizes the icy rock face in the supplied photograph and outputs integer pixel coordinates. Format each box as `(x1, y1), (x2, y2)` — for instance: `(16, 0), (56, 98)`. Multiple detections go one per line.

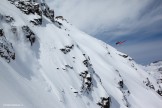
(22, 26), (36, 46)
(97, 97), (111, 108)
(40, 2), (55, 22)
(0, 0), (162, 108)
(7, 0), (56, 25)
(80, 70), (92, 92)
(143, 78), (155, 90)
(60, 44), (74, 54)
(10, 0), (42, 25)
(0, 29), (15, 63)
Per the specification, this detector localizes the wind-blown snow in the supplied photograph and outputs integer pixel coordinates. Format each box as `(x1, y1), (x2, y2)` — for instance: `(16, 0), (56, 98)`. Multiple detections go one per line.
(0, 0), (162, 108)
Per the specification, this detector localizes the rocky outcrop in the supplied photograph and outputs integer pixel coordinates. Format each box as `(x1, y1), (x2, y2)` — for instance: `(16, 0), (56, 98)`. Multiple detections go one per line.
(60, 44), (74, 54)
(0, 28), (15, 63)
(22, 26), (36, 46)
(143, 78), (155, 90)
(80, 71), (92, 92)
(97, 97), (111, 108)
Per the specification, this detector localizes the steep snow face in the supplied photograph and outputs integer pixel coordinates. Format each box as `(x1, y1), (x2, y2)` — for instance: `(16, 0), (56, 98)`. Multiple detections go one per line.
(0, 0), (162, 108)
(143, 61), (162, 73)
(141, 61), (162, 96)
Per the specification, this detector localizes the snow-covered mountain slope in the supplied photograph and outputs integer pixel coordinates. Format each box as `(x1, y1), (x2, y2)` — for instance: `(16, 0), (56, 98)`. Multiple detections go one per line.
(141, 61), (162, 96)
(0, 0), (162, 108)
(142, 60), (162, 74)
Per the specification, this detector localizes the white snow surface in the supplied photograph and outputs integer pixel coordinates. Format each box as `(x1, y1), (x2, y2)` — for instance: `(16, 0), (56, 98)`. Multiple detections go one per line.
(141, 61), (162, 89)
(0, 0), (162, 108)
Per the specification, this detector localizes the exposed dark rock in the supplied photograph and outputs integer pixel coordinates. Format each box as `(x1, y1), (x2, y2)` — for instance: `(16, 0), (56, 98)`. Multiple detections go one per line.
(80, 71), (88, 79)
(97, 97), (111, 108)
(0, 29), (4, 36)
(83, 58), (92, 67)
(118, 80), (124, 88)
(65, 65), (73, 69)
(74, 91), (78, 93)
(143, 78), (155, 90)
(72, 57), (75, 59)
(30, 18), (42, 25)
(41, 3), (54, 22)
(5, 16), (14, 23)
(119, 54), (128, 58)
(80, 71), (92, 92)
(54, 21), (63, 28)
(0, 28), (15, 63)
(128, 58), (133, 61)
(83, 59), (88, 67)
(62, 68), (66, 70)
(55, 16), (64, 20)
(157, 89), (162, 96)
(22, 26), (36, 46)
(60, 44), (74, 54)
(8, 0), (42, 25)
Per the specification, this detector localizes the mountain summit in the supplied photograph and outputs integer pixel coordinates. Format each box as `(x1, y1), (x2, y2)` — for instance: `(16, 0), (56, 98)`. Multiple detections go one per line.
(0, 0), (162, 108)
